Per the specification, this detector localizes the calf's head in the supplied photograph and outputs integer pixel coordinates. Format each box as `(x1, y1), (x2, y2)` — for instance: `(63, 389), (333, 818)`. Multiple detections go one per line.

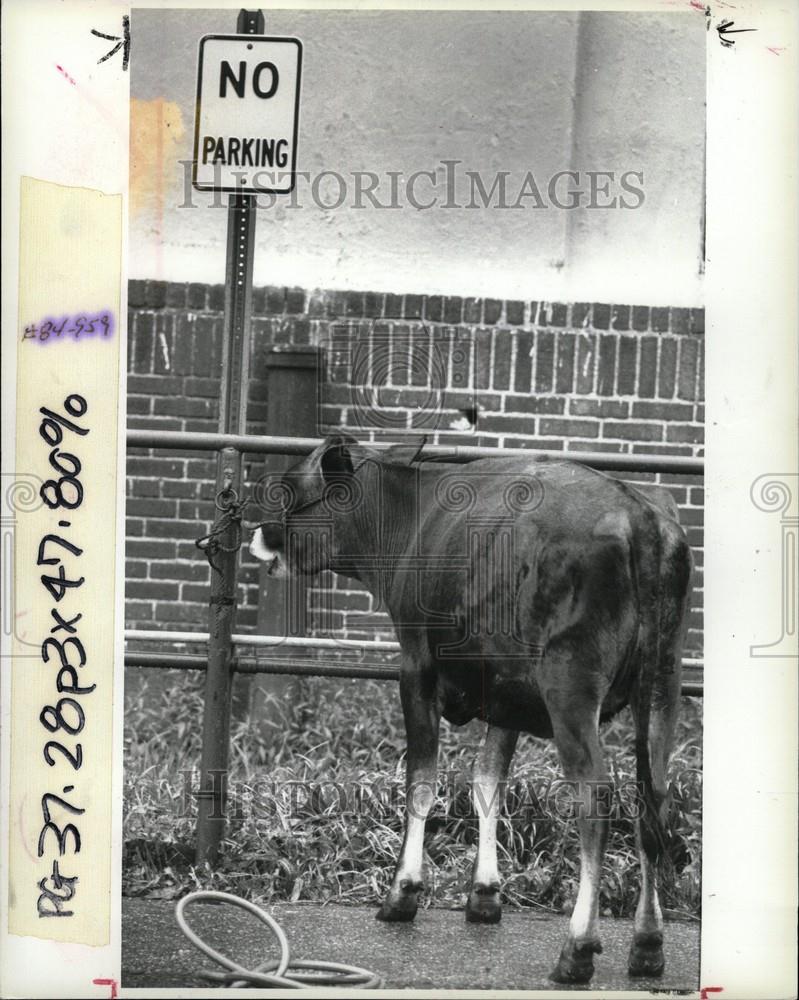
(249, 433), (362, 578)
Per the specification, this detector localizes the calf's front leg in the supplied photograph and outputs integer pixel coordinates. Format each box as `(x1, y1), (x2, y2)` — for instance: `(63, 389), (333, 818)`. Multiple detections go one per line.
(376, 669), (440, 922)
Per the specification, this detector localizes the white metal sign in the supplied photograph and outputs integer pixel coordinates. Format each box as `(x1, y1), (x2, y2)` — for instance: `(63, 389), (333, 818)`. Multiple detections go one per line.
(193, 34), (302, 194)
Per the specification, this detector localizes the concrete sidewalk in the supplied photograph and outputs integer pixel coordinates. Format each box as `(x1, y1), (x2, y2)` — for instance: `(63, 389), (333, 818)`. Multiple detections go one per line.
(122, 897), (699, 992)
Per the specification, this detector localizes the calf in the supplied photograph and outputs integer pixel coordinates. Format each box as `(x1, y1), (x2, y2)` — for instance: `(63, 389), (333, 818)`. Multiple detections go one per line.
(249, 434), (693, 984)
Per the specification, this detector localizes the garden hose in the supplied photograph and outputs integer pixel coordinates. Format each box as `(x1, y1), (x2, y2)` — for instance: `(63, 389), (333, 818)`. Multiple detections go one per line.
(175, 890), (383, 989)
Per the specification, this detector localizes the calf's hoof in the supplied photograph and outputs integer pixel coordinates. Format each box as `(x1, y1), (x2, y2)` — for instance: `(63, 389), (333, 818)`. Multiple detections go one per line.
(628, 931), (665, 977)
(375, 879), (422, 922)
(465, 883), (502, 924)
(549, 938), (602, 984)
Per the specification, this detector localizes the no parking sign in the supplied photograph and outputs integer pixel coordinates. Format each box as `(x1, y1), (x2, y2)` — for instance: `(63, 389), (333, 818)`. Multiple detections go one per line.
(192, 34), (302, 194)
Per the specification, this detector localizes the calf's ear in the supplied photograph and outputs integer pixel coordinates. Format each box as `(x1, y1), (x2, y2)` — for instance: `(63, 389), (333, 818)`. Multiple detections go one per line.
(383, 435), (427, 466)
(321, 435), (355, 481)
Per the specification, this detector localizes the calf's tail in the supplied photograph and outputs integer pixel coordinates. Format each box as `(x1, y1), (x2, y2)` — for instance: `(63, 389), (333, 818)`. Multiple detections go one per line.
(630, 506), (672, 867)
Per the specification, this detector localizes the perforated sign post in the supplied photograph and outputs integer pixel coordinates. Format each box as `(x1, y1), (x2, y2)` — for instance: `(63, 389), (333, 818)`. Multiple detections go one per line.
(193, 8), (302, 866)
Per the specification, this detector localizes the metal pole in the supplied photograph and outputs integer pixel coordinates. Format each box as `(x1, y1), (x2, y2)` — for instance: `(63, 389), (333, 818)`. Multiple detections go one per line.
(195, 6), (264, 867)
(126, 429), (705, 477)
(126, 629), (402, 651)
(123, 649), (705, 696)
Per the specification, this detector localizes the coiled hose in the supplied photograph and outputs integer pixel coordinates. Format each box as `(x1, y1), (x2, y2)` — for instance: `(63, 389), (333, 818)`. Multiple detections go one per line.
(175, 891), (383, 989)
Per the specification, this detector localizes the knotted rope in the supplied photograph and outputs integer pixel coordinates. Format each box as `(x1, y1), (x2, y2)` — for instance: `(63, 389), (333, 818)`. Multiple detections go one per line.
(195, 484), (249, 574)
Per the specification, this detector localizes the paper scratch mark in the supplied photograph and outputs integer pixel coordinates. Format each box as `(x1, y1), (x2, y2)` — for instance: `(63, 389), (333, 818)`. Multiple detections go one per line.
(15, 610), (28, 642)
(92, 979), (118, 999)
(157, 328), (171, 372)
(55, 64), (76, 86)
(18, 796), (37, 863)
(766, 46), (786, 55)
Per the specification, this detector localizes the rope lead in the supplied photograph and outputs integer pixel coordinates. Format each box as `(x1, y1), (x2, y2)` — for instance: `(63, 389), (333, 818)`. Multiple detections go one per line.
(175, 891), (383, 989)
(195, 485), (248, 574)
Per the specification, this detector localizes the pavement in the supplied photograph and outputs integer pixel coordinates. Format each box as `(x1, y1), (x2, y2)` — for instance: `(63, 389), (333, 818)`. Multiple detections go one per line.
(122, 897), (699, 992)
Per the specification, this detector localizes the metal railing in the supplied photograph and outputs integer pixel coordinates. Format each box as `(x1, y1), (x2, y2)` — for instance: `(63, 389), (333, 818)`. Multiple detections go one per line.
(123, 629), (706, 695)
(125, 426), (705, 861)
(128, 428), (705, 474)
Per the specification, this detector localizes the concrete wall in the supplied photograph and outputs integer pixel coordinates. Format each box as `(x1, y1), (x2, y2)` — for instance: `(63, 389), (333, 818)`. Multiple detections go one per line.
(130, 9), (705, 306)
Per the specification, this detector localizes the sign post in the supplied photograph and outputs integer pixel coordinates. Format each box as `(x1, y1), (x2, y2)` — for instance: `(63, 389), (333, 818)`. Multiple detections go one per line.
(193, 7), (302, 866)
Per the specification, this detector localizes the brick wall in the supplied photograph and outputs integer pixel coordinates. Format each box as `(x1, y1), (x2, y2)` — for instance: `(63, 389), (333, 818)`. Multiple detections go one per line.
(125, 280), (704, 658)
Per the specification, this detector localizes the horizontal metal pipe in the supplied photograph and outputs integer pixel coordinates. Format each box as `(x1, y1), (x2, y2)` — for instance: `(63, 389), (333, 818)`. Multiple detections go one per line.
(127, 428), (703, 475)
(124, 650), (704, 695)
(124, 629), (702, 671)
(125, 628), (401, 651)
(125, 650), (400, 681)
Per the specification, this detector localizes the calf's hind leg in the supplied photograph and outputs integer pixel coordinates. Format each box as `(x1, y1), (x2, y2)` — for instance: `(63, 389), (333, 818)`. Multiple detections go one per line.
(628, 669), (682, 977)
(376, 668), (440, 922)
(466, 725), (519, 923)
(546, 685), (610, 984)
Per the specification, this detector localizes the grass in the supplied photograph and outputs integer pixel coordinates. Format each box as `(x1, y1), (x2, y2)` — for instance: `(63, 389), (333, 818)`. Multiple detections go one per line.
(123, 668), (702, 919)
